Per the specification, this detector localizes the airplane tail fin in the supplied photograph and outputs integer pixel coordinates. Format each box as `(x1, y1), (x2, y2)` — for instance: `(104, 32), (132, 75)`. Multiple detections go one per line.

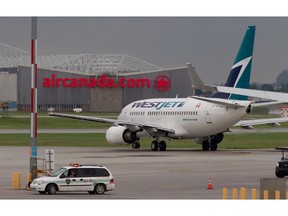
(211, 25), (255, 100)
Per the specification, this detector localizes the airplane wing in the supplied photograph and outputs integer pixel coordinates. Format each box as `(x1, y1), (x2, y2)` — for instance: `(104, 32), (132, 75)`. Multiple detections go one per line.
(49, 112), (117, 124)
(234, 117), (288, 129)
(48, 112), (175, 134)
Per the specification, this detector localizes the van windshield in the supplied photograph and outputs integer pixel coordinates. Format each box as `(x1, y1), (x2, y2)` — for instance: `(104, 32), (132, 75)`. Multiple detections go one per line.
(50, 168), (67, 177)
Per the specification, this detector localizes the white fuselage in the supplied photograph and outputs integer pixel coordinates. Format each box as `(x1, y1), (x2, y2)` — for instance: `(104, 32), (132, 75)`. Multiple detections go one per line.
(118, 98), (251, 139)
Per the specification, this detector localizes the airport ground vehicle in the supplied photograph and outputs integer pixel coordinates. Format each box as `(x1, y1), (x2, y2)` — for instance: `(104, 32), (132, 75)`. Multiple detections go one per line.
(30, 163), (115, 194)
(275, 148), (288, 178)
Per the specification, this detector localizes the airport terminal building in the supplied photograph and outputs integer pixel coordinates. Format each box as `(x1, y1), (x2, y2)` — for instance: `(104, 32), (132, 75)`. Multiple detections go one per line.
(0, 43), (192, 112)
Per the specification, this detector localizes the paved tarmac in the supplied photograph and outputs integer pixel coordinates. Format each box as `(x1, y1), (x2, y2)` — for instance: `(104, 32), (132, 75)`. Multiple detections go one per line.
(0, 146), (286, 199)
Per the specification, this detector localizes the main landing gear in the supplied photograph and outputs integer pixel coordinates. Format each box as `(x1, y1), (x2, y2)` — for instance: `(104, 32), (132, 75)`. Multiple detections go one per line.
(131, 140), (167, 151)
(201, 133), (224, 151)
(202, 140), (217, 151)
(151, 140), (166, 151)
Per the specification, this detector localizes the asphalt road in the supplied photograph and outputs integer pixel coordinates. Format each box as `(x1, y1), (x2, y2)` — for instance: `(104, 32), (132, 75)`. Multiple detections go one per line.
(0, 146), (286, 199)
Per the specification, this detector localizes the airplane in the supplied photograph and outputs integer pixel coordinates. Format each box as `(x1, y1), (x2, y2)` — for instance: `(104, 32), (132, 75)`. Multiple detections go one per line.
(49, 25), (288, 151)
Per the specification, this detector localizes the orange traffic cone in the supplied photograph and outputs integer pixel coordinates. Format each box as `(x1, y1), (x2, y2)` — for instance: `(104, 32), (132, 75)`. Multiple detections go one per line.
(207, 178), (213, 190)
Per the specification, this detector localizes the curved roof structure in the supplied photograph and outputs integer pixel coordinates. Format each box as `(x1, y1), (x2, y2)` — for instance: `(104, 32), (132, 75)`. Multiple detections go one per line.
(0, 42), (162, 75)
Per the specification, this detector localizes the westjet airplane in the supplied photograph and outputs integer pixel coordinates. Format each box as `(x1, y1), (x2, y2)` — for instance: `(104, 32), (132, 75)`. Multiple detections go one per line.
(49, 26), (288, 151)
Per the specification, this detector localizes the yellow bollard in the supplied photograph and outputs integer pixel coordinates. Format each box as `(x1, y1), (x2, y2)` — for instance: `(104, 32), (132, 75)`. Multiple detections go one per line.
(12, 172), (17, 189)
(275, 190), (280, 200)
(232, 188), (238, 199)
(16, 172), (21, 189)
(26, 173), (31, 190)
(240, 187), (247, 200)
(263, 190), (269, 200)
(223, 187), (228, 199)
(251, 189), (257, 199)
(286, 191), (288, 199)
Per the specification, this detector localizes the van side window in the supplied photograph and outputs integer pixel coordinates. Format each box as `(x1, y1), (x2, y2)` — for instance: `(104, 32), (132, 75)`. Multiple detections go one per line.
(75, 168), (92, 177)
(60, 170), (69, 178)
(93, 168), (109, 177)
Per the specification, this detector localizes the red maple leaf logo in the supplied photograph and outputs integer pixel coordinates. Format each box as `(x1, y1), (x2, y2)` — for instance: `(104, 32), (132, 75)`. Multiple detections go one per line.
(154, 75), (171, 92)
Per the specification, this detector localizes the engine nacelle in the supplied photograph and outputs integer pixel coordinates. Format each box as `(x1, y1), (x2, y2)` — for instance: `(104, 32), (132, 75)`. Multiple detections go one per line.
(106, 126), (137, 145)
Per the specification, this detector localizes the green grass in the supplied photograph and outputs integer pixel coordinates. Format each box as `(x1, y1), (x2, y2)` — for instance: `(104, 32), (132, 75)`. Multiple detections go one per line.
(0, 113), (116, 129)
(220, 133), (288, 149)
(1, 133), (288, 149)
(3, 111), (119, 117)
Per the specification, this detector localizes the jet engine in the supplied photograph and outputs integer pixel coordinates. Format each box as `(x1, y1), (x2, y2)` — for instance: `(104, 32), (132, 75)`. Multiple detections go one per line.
(106, 126), (137, 145)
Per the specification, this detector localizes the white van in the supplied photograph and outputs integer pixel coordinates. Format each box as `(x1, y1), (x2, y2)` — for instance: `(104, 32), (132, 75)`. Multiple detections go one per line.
(30, 164), (115, 195)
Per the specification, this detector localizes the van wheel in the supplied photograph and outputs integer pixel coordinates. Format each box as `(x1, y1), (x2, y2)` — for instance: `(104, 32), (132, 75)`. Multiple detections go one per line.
(95, 184), (106, 194)
(46, 184), (57, 195)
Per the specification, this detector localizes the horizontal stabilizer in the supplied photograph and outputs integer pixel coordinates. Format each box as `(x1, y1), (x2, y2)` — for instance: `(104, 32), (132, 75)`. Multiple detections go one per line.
(191, 96), (248, 108)
(215, 86), (288, 102)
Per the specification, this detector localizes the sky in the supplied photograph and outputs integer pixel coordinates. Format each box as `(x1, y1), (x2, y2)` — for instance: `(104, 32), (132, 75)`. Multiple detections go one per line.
(0, 4), (288, 86)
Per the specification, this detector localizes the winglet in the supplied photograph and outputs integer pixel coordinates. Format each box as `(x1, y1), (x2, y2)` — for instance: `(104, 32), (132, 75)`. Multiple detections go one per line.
(187, 63), (216, 92)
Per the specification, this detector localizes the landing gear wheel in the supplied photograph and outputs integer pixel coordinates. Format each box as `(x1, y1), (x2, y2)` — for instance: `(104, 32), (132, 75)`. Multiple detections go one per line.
(151, 141), (158, 151)
(158, 140), (167, 151)
(132, 142), (140, 149)
(202, 141), (209, 151)
(210, 142), (218, 151)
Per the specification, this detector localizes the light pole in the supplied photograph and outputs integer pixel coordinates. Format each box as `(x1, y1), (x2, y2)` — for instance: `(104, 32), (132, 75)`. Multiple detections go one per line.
(30, 17), (38, 181)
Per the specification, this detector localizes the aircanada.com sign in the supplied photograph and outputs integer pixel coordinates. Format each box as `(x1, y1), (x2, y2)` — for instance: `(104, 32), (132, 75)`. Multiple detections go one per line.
(42, 74), (171, 92)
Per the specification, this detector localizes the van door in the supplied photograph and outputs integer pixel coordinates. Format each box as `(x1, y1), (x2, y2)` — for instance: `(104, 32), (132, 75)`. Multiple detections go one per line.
(59, 168), (94, 191)
(72, 168), (94, 191)
(58, 169), (75, 192)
